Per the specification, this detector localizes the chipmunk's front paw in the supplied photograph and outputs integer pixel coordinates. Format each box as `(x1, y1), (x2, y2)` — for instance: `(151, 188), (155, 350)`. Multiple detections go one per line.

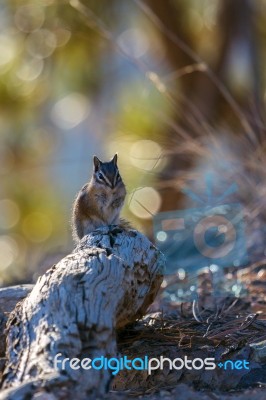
(111, 197), (124, 208)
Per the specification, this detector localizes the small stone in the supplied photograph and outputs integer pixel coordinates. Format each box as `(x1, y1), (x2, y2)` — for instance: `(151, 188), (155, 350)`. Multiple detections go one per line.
(159, 390), (171, 397)
(32, 392), (57, 400)
(250, 340), (266, 363)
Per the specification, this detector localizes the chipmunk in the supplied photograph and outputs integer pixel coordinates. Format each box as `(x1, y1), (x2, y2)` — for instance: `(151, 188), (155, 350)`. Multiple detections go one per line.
(71, 154), (127, 243)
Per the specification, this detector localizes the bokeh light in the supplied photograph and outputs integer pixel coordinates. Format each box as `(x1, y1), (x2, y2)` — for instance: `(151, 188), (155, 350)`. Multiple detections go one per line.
(16, 58), (43, 82)
(0, 199), (20, 229)
(26, 29), (57, 59)
(0, 236), (19, 271)
(0, 0), (265, 289)
(0, 35), (16, 72)
(54, 28), (71, 47)
(129, 186), (161, 219)
(51, 93), (90, 129)
(22, 212), (53, 243)
(117, 28), (149, 58)
(14, 5), (45, 33)
(130, 140), (163, 170)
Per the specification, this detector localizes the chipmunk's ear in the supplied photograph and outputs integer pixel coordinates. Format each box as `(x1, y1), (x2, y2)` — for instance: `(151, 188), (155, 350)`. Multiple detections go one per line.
(111, 153), (118, 165)
(93, 156), (101, 172)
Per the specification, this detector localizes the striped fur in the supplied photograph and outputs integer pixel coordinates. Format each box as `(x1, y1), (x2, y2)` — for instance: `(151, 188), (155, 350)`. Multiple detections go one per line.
(93, 154), (121, 189)
(71, 154), (127, 243)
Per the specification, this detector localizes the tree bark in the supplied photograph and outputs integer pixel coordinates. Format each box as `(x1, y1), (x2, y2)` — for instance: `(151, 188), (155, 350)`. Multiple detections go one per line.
(0, 285), (34, 381)
(0, 226), (164, 400)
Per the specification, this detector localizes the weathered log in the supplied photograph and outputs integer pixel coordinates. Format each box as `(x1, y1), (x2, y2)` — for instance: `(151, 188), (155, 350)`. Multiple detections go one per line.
(0, 285), (33, 316)
(0, 285), (33, 358)
(0, 226), (164, 400)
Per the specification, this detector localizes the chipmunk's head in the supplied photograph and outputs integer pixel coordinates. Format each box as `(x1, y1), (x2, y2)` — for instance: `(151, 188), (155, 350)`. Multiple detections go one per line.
(92, 154), (123, 189)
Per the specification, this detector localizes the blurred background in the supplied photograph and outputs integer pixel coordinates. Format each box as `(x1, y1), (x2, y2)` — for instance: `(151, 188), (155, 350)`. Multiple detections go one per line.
(1, 0), (266, 286)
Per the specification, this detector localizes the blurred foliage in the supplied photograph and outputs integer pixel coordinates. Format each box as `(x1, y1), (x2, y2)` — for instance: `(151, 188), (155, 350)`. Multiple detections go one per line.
(0, 0), (265, 285)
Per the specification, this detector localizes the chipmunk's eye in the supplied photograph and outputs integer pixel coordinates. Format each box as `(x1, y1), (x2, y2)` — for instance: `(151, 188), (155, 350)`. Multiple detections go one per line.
(98, 172), (104, 180)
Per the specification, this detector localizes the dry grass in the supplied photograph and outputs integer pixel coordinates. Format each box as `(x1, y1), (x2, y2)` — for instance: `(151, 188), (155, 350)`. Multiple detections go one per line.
(112, 260), (266, 396)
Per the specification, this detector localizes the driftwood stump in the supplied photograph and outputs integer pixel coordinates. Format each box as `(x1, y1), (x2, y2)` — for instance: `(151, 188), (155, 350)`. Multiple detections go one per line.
(0, 226), (164, 400)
